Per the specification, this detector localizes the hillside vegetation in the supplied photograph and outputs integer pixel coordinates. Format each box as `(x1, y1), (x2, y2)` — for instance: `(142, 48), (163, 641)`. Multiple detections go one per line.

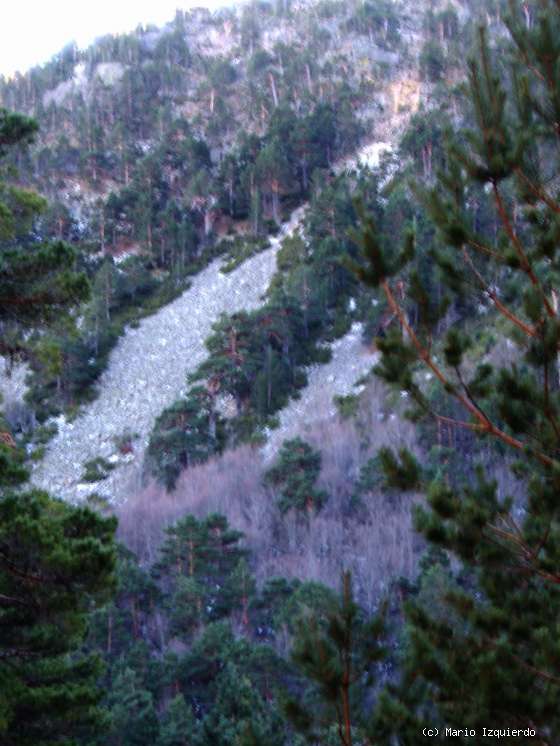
(3, 0), (556, 744)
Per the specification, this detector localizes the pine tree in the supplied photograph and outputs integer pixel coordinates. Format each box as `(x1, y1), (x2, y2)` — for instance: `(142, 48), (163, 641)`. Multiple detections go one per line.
(0, 491), (116, 746)
(108, 667), (159, 746)
(157, 694), (196, 746)
(227, 558), (256, 629)
(148, 386), (226, 490)
(197, 661), (285, 746)
(255, 138), (291, 224)
(265, 437), (328, 514)
(0, 109), (116, 746)
(0, 109), (89, 346)
(355, 2), (560, 741)
(155, 514), (246, 634)
(284, 573), (385, 746)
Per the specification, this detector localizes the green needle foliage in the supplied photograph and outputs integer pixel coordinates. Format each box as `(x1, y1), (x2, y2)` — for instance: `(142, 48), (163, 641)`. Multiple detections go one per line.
(0, 109), (116, 745)
(354, 2), (560, 742)
(147, 386), (227, 490)
(0, 491), (116, 746)
(156, 694), (196, 746)
(154, 514), (247, 634)
(197, 661), (285, 746)
(264, 437), (328, 515)
(284, 572), (385, 746)
(0, 109), (89, 337)
(107, 667), (159, 746)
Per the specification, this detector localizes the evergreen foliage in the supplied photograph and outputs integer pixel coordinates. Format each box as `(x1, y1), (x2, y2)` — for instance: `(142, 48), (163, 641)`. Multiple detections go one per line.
(355, 2), (560, 741)
(0, 492), (116, 746)
(150, 169), (376, 486)
(147, 386), (226, 490)
(107, 667), (159, 746)
(156, 694), (196, 746)
(0, 108), (117, 746)
(1, 0), (373, 417)
(83, 504), (374, 746)
(8, 3), (559, 744)
(196, 661), (284, 746)
(0, 109), (89, 341)
(284, 572), (385, 746)
(265, 437), (328, 514)
(154, 514), (247, 632)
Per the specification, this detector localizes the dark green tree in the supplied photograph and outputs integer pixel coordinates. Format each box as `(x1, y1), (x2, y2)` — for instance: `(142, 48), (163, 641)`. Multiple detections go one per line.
(0, 109), (116, 746)
(148, 386), (226, 490)
(157, 694), (196, 746)
(419, 40), (446, 82)
(256, 137), (292, 224)
(155, 514), (247, 635)
(107, 667), (159, 746)
(0, 491), (116, 746)
(0, 109), (89, 341)
(284, 572), (385, 746)
(197, 661), (285, 746)
(355, 3), (560, 741)
(226, 558), (256, 629)
(265, 437), (327, 514)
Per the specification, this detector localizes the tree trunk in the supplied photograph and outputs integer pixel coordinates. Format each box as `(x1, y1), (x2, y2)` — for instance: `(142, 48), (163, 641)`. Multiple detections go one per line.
(551, 289), (560, 387)
(105, 267), (111, 322)
(100, 213), (105, 254)
(107, 610), (113, 655)
(267, 342), (273, 411)
(242, 594), (249, 627)
(271, 181), (281, 224)
(269, 72), (279, 107)
(302, 158), (309, 191)
(188, 539), (194, 578)
(250, 175), (260, 235)
(204, 209), (213, 236)
(303, 272), (310, 339)
(228, 177), (234, 215)
(131, 599), (139, 638)
(341, 648), (353, 746)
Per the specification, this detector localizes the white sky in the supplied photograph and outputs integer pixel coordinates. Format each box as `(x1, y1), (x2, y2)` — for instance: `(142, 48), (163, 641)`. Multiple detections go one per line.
(1, 1), (231, 77)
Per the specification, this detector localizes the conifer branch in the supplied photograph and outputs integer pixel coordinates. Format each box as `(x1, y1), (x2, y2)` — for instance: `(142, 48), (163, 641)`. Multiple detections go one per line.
(0, 592), (32, 607)
(0, 648), (40, 660)
(381, 280), (556, 468)
(486, 523), (532, 556)
(492, 182), (556, 317)
(542, 361), (560, 442)
(514, 166), (560, 214)
(486, 523), (560, 585)
(504, 650), (560, 686)
(434, 413), (484, 432)
(461, 247), (538, 337)
(467, 237), (502, 259)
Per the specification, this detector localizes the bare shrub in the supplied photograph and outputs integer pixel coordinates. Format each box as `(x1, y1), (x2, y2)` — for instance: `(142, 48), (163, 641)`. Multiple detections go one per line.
(117, 376), (424, 609)
(117, 445), (274, 563)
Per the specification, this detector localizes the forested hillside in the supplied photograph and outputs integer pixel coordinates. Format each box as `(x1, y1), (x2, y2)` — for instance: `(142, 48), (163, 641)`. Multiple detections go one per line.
(3, 0), (559, 744)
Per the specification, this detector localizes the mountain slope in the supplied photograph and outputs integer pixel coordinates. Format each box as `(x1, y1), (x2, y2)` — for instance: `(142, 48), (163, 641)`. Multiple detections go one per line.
(2, 0), (439, 503)
(31, 205), (305, 501)
(30, 131), (400, 503)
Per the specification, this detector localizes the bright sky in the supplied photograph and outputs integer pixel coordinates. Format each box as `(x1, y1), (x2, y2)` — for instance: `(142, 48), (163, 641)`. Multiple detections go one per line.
(1, 1), (232, 77)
